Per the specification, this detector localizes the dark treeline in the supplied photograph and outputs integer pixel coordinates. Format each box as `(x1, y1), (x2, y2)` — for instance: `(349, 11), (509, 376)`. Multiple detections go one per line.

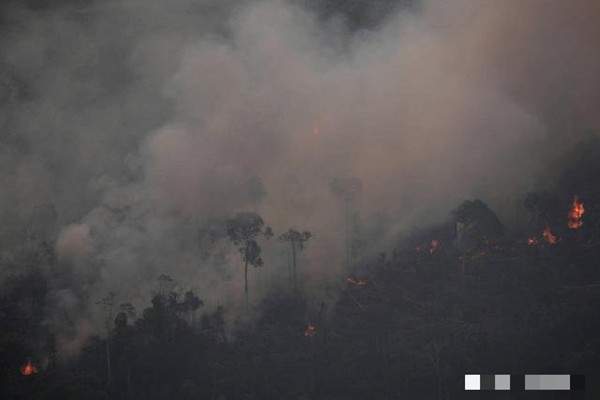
(3, 137), (600, 399)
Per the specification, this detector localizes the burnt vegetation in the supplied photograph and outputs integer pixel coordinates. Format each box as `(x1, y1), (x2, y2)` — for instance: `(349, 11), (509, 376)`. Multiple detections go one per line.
(1, 137), (600, 399)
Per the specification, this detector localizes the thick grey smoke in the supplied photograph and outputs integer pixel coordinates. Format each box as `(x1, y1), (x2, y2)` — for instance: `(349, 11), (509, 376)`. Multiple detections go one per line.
(1, 0), (600, 352)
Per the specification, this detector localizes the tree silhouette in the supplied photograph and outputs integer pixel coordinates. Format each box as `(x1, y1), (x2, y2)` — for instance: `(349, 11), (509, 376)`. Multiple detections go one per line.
(452, 199), (503, 251)
(225, 212), (273, 307)
(330, 176), (362, 269)
(96, 291), (116, 387)
(181, 290), (203, 325)
(278, 229), (312, 291)
(114, 302), (136, 330)
(157, 274), (175, 296)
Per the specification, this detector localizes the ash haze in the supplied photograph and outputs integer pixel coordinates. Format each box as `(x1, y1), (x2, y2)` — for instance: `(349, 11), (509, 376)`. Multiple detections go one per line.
(1, 0), (600, 354)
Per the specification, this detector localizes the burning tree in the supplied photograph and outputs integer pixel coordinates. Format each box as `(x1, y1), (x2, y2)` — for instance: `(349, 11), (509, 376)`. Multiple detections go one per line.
(543, 225), (559, 245)
(568, 195), (585, 229)
(226, 212), (273, 307)
(346, 275), (368, 287)
(278, 229), (312, 291)
(304, 323), (317, 337)
(20, 359), (38, 376)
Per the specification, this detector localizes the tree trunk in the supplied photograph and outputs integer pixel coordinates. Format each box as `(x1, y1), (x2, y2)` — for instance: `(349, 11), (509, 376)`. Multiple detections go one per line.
(126, 364), (132, 400)
(244, 257), (249, 308)
(430, 341), (443, 400)
(287, 248), (293, 287)
(345, 198), (351, 269)
(105, 338), (112, 387)
(291, 241), (297, 292)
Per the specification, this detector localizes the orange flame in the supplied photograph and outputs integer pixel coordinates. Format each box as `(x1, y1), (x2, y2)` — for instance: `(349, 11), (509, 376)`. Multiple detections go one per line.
(304, 323), (317, 337)
(542, 226), (558, 245)
(20, 360), (38, 376)
(346, 276), (368, 287)
(567, 196), (585, 229)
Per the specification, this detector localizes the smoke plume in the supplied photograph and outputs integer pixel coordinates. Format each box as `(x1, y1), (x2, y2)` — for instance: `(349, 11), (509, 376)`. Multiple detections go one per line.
(1, 0), (600, 351)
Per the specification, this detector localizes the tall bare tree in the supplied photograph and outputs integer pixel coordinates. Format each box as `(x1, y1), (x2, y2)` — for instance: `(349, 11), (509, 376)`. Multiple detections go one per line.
(226, 212), (272, 307)
(96, 291), (116, 387)
(278, 229), (312, 291)
(330, 177), (362, 269)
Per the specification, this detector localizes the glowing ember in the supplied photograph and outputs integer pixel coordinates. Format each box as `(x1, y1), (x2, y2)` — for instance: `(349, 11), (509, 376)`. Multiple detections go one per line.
(304, 323), (317, 337)
(567, 196), (585, 229)
(527, 237), (538, 246)
(20, 360), (38, 376)
(346, 276), (368, 287)
(429, 240), (440, 254)
(542, 226), (558, 245)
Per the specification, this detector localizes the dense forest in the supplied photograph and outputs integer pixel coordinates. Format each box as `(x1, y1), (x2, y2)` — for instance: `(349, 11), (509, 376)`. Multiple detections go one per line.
(2, 137), (600, 399)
